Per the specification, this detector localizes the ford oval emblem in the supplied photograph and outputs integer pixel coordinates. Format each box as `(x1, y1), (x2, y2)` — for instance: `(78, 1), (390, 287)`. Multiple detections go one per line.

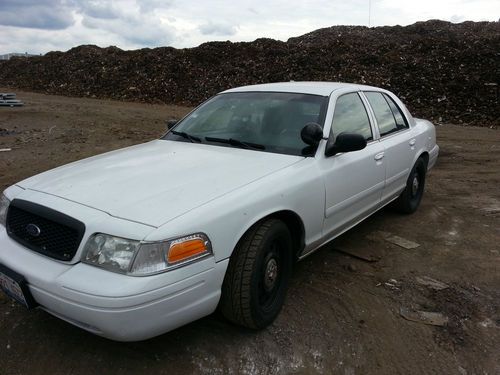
(26, 223), (41, 237)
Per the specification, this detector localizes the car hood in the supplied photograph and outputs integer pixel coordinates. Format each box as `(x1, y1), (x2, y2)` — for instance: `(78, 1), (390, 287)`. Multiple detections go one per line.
(17, 140), (303, 227)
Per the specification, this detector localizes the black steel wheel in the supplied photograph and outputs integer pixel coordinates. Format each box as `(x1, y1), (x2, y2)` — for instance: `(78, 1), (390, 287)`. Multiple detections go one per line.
(393, 157), (427, 214)
(219, 218), (293, 329)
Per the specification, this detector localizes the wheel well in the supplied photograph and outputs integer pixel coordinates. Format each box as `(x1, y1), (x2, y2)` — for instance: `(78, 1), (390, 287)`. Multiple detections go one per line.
(419, 152), (429, 168)
(265, 210), (305, 260)
(231, 211), (305, 263)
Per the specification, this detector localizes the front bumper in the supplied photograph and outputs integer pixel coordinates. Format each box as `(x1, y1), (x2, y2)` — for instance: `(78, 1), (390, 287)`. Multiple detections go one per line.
(0, 226), (228, 341)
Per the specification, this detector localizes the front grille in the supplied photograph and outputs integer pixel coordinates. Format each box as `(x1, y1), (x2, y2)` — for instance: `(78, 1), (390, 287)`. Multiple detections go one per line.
(6, 199), (85, 261)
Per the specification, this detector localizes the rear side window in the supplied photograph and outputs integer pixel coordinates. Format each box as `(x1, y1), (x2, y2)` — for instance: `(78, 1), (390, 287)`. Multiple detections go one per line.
(364, 92), (398, 137)
(330, 93), (373, 141)
(383, 93), (409, 129)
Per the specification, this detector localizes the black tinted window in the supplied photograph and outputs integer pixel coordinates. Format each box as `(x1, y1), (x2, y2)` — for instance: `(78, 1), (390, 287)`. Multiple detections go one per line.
(365, 92), (398, 137)
(383, 93), (408, 129)
(330, 93), (372, 141)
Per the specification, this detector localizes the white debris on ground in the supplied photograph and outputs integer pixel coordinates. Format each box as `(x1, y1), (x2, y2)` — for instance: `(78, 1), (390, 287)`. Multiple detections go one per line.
(415, 276), (450, 290)
(384, 278), (401, 290)
(478, 318), (498, 329)
(0, 93), (24, 107)
(385, 235), (420, 249)
(399, 307), (449, 326)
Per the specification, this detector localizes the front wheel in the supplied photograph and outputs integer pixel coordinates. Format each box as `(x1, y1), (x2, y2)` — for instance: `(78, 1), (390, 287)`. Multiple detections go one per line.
(219, 218), (293, 329)
(392, 157), (427, 214)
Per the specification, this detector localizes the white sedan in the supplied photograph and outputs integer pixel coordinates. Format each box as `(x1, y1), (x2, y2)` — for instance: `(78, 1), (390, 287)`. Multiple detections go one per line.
(0, 82), (439, 341)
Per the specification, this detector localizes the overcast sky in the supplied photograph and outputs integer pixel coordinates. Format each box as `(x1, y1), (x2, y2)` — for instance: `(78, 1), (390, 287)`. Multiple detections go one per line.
(0, 0), (498, 55)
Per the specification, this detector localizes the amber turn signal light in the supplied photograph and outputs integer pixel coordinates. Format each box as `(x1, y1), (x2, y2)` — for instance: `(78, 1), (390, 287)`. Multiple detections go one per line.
(167, 238), (208, 264)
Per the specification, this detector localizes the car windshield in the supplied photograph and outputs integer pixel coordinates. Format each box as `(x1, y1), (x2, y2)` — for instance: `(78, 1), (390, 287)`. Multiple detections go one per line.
(163, 92), (329, 156)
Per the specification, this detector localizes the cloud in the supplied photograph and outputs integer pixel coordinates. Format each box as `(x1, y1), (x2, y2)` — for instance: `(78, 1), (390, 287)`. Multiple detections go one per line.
(198, 21), (238, 36)
(450, 14), (465, 23)
(0, 0), (499, 54)
(0, 0), (74, 30)
(75, 0), (120, 19)
(82, 16), (175, 46)
(80, 3), (176, 47)
(137, 0), (174, 13)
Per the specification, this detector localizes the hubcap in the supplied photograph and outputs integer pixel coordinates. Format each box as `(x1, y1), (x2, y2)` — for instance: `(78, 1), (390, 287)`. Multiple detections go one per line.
(412, 175), (419, 196)
(263, 258), (278, 292)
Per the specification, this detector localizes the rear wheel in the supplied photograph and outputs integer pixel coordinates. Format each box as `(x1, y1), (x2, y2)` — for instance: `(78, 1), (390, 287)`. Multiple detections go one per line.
(392, 157), (427, 214)
(219, 218), (293, 329)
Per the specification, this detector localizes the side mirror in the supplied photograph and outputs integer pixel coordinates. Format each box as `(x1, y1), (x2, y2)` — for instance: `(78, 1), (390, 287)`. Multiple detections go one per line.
(166, 119), (178, 130)
(301, 123), (324, 146)
(325, 133), (367, 157)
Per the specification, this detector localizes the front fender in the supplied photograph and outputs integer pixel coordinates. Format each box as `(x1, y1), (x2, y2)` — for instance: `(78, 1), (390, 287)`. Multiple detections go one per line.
(145, 158), (325, 262)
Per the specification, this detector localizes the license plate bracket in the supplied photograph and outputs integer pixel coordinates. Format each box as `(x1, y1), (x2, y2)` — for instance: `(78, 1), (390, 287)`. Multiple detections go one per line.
(0, 263), (37, 309)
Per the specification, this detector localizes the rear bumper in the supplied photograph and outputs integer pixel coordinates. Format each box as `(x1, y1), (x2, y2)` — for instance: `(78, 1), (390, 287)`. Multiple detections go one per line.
(0, 226), (228, 341)
(428, 144), (439, 170)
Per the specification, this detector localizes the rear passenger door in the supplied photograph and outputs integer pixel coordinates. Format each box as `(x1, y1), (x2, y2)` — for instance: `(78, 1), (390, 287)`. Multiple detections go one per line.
(363, 91), (417, 204)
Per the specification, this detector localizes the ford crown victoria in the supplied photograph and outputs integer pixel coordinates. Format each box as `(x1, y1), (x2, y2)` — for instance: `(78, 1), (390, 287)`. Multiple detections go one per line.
(0, 82), (439, 341)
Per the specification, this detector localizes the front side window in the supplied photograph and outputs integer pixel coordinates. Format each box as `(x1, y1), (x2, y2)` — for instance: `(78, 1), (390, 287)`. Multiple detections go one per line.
(163, 92), (328, 156)
(330, 93), (373, 141)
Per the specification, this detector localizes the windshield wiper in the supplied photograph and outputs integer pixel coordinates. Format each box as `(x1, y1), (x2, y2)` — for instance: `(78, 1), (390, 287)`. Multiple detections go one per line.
(205, 136), (266, 150)
(171, 130), (202, 143)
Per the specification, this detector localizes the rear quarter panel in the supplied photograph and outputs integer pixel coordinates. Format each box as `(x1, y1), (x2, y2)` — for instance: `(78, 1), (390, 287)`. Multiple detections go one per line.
(412, 118), (438, 169)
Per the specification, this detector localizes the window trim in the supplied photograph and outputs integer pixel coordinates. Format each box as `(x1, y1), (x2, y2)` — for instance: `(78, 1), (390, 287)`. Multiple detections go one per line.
(358, 91), (380, 140)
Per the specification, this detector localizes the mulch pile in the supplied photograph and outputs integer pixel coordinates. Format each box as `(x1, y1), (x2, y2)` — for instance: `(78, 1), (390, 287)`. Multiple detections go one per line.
(1, 20), (498, 126)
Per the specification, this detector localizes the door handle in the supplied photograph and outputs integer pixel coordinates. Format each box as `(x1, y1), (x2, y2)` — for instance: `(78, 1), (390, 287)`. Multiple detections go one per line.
(374, 152), (385, 161)
(409, 139), (416, 147)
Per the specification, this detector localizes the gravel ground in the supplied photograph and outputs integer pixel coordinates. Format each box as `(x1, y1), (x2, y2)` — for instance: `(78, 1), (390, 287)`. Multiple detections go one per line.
(0, 91), (499, 375)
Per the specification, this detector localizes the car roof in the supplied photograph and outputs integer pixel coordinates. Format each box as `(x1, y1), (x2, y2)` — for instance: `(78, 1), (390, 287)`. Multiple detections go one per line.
(221, 81), (382, 96)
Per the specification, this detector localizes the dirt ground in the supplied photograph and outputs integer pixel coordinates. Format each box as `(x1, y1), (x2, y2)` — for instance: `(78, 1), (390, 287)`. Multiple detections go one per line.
(0, 91), (499, 375)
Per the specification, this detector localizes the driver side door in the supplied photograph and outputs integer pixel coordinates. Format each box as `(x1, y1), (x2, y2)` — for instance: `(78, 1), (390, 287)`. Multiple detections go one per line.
(319, 92), (386, 238)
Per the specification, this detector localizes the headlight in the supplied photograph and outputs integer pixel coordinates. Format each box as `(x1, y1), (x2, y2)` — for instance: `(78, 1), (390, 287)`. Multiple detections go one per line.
(82, 232), (212, 276)
(0, 193), (10, 227)
(82, 234), (141, 274)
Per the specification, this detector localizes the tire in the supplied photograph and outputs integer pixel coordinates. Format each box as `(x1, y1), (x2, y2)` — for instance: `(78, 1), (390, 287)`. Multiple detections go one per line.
(219, 218), (293, 329)
(392, 157), (427, 214)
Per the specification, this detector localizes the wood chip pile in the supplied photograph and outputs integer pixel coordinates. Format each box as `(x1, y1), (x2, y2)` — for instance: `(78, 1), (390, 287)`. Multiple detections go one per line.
(0, 20), (498, 126)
